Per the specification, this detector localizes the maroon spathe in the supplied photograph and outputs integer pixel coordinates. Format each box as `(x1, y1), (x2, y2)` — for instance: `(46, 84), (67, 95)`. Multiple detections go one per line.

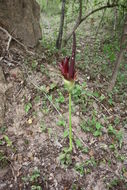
(59, 32), (76, 81)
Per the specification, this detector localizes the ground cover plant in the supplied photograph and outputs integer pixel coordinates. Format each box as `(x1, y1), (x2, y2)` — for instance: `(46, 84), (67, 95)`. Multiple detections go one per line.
(0, 0), (127, 190)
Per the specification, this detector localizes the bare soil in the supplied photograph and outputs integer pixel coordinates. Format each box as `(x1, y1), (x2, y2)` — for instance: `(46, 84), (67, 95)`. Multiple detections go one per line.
(0, 24), (127, 190)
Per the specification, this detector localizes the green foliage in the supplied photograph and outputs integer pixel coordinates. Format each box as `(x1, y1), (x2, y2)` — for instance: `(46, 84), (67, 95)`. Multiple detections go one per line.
(82, 147), (89, 154)
(29, 169), (40, 182)
(0, 151), (8, 168)
(75, 163), (84, 175)
(0, 126), (7, 134)
(75, 138), (83, 149)
(3, 135), (12, 147)
(40, 121), (47, 133)
(37, 0), (61, 15)
(31, 60), (38, 70)
(75, 138), (89, 153)
(108, 125), (123, 148)
(22, 168), (41, 189)
(107, 93), (114, 106)
(107, 177), (127, 190)
(63, 129), (69, 138)
(85, 157), (97, 167)
(80, 117), (103, 137)
(25, 102), (32, 113)
(72, 83), (86, 105)
(72, 84), (82, 102)
(103, 43), (117, 63)
(31, 185), (42, 190)
(55, 92), (65, 104)
(75, 157), (97, 175)
(41, 96), (49, 114)
(40, 37), (58, 55)
(59, 148), (72, 166)
(57, 118), (66, 128)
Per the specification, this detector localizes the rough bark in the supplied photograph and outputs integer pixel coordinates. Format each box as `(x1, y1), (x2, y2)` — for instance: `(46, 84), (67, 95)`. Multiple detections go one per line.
(108, 15), (127, 91)
(56, 0), (66, 49)
(0, 0), (42, 47)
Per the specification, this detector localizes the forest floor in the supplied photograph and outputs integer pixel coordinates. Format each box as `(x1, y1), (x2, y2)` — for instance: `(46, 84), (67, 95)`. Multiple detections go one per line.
(0, 13), (127, 190)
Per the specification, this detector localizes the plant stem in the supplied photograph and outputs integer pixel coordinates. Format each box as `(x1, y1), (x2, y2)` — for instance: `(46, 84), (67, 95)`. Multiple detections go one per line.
(69, 92), (72, 151)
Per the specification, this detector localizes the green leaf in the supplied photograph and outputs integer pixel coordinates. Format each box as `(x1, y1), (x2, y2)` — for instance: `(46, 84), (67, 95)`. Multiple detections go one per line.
(63, 130), (69, 138)
(93, 130), (102, 137)
(57, 119), (66, 127)
(109, 144), (115, 150)
(75, 139), (83, 149)
(50, 83), (56, 90)
(108, 125), (115, 135)
(25, 102), (32, 113)
(48, 95), (53, 101)
(108, 98), (114, 105)
(96, 122), (103, 130)
(99, 94), (105, 101)
(82, 147), (89, 154)
(3, 135), (12, 146)
(93, 91), (99, 98)
(59, 153), (66, 161)
(0, 140), (3, 145)
(75, 163), (84, 175)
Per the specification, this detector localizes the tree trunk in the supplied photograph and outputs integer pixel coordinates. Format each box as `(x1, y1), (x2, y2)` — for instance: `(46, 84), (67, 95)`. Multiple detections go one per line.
(108, 15), (127, 91)
(56, 0), (66, 49)
(63, 0), (82, 46)
(0, 0), (42, 47)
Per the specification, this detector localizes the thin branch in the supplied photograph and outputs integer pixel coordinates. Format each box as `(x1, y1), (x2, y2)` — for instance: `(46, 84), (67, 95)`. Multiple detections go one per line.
(0, 26), (34, 56)
(64, 3), (118, 44)
(91, 95), (112, 116)
(78, 0), (82, 21)
(81, 4), (118, 22)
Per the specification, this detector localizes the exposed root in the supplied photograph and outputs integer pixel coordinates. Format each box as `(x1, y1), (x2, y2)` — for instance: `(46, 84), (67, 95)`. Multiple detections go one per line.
(0, 26), (35, 62)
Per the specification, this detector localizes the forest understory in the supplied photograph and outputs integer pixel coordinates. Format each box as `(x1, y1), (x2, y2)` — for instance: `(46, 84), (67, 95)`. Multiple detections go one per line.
(0, 7), (127, 190)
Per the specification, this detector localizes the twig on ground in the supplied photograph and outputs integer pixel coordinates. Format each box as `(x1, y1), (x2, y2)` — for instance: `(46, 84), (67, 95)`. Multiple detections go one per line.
(0, 26), (35, 57)
(4, 156), (18, 183)
(73, 130), (88, 147)
(91, 95), (112, 116)
(22, 63), (63, 118)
